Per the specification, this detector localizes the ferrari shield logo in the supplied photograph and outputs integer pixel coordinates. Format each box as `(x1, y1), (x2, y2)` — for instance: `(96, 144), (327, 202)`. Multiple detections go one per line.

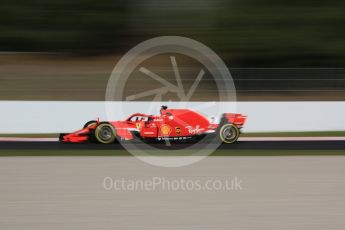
(136, 123), (141, 129)
(175, 127), (181, 135)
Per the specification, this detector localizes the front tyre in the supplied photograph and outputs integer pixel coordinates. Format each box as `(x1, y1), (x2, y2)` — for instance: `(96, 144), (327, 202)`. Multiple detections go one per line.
(83, 120), (98, 128)
(95, 123), (116, 144)
(219, 124), (240, 144)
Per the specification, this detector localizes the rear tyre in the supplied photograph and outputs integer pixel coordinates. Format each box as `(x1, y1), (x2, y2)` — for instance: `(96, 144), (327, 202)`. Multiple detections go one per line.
(94, 123), (116, 144)
(219, 124), (240, 144)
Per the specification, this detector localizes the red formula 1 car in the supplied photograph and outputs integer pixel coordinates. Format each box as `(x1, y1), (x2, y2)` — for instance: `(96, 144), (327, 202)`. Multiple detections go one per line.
(59, 106), (247, 144)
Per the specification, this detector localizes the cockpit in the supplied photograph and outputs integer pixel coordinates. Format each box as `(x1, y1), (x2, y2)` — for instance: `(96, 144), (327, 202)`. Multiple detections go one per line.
(128, 115), (149, 122)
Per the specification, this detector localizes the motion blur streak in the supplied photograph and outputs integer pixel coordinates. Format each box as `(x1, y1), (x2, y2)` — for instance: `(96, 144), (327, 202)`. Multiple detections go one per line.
(1, 0), (345, 67)
(1, 1), (345, 101)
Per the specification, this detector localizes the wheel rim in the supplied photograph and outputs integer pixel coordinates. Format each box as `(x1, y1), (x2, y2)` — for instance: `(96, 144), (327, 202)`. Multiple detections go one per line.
(99, 127), (112, 141)
(96, 124), (116, 143)
(222, 126), (236, 141)
(220, 124), (239, 143)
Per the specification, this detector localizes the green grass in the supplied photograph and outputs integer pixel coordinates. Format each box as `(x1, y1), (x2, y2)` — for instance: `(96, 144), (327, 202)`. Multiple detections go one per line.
(0, 149), (344, 156)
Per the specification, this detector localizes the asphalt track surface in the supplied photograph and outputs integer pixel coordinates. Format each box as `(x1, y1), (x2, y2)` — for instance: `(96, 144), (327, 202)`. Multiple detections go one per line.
(0, 137), (345, 150)
(1, 156), (345, 229)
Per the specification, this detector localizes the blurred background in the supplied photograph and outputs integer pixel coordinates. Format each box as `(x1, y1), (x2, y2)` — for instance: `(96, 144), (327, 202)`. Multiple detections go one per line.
(0, 0), (345, 101)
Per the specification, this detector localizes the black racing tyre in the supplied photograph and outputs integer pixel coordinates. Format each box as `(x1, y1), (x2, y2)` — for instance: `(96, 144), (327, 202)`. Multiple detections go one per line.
(218, 123), (240, 144)
(83, 120), (98, 128)
(94, 122), (116, 144)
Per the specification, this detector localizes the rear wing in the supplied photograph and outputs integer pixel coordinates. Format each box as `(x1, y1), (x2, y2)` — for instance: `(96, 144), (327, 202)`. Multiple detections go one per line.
(222, 113), (247, 128)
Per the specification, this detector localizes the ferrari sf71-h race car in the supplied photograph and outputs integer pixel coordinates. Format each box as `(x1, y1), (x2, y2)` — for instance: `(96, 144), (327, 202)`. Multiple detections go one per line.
(60, 106), (247, 144)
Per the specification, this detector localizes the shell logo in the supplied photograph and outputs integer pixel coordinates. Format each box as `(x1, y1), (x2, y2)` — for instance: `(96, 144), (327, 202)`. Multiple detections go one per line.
(160, 124), (172, 136)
